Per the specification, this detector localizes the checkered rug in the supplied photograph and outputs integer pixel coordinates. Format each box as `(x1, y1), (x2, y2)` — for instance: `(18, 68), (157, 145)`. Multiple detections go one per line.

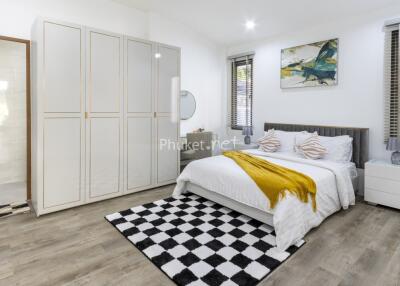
(106, 194), (304, 286)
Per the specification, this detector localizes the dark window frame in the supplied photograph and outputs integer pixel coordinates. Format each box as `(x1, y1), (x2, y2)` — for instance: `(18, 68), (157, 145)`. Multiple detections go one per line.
(230, 56), (253, 130)
(385, 27), (399, 141)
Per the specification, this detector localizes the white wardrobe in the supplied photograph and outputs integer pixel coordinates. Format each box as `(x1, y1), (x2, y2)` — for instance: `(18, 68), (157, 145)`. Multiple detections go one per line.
(31, 19), (180, 215)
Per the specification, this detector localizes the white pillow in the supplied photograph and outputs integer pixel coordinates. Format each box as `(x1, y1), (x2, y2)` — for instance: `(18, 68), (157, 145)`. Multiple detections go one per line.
(271, 130), (299, 152)
(295, 132), (327, 159)
(319, 135), (353, 162)
(294, 131), (312, 146)
(257, 129), (281, 152)
(295, 132), (353, 162)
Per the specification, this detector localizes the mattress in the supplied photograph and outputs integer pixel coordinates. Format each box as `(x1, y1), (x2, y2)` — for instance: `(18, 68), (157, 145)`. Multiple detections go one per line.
(173, 149), (355, 250)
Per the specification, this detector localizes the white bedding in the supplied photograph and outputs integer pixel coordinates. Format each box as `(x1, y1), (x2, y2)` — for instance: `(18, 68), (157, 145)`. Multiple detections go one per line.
(173, 149), (355, 250)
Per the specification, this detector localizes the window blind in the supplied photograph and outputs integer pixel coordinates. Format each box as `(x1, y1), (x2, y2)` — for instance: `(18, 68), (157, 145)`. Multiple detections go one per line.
(230, 55), (253, 130)
(384, 24), (400, 141)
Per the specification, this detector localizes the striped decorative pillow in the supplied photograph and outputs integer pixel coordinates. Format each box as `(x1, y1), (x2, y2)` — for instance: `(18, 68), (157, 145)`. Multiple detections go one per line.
(295, 132), (327, 159)
(257, 129), (281, 152)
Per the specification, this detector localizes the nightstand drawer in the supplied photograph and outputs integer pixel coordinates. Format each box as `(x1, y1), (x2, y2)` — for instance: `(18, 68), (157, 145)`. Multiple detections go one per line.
(365, 176), (400, 196)
(365, 188), (400, 209)
(365, 162), (400, 181)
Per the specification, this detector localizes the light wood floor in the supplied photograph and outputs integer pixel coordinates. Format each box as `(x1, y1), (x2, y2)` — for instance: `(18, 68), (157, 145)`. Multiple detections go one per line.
(1, 185), (400, 286)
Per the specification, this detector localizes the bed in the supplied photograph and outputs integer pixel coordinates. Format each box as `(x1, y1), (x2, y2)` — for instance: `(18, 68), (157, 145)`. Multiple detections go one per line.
(173, 123), (369, 250)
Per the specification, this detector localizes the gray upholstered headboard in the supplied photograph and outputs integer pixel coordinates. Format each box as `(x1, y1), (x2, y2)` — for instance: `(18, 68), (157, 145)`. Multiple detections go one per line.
(264, 123), (369, 169)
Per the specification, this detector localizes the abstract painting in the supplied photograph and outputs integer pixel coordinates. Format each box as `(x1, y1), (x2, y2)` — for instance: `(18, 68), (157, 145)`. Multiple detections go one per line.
(281, 39), (338, 88)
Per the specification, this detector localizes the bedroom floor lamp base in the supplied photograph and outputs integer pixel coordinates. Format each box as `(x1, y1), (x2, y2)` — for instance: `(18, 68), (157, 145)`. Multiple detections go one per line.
(392, 151), (400, 165)
(242, 126), (253, 145)
(387, 137), (400, 165)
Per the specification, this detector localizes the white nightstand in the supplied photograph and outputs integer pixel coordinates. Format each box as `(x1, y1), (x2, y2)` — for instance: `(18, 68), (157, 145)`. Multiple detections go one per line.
(365, 160), (400, 209)
(221, 142), (259, 151)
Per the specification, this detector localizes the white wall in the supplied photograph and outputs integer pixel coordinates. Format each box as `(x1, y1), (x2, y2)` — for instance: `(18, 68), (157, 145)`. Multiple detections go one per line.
(227, 8), (400, 160)
(0, 0), (148, 39)
(147, 13), (226, 137)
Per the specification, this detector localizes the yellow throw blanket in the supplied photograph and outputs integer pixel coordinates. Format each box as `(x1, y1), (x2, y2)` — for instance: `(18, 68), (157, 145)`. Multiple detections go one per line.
(223, 151), (317, 211)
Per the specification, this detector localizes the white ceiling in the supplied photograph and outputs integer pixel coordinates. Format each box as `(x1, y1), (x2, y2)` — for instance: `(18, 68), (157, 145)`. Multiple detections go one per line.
(114, 0), (400, 46)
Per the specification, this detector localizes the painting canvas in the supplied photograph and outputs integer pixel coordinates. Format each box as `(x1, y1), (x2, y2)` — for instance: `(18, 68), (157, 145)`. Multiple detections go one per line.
(281, 39), (338, 88)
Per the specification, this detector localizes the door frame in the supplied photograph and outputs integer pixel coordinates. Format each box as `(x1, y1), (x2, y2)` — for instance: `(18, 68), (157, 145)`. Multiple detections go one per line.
(0, 35), (31, 200)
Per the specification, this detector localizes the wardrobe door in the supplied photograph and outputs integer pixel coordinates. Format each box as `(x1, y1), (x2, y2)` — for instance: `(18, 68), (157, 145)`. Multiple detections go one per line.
(42, 21), (85, 211)
(86, 29), (123, 201)
(43, 118), (82, 208)
(156, 45), (180, 184)
(157, 45), (180, 113)
(89, 118), (120, 198)
(127, 117), (152, 190)
(44, 21), (82, 113)
(125, 38), (154, 192)
(157, 116), (179, 183)
(126, 39), (153, 113)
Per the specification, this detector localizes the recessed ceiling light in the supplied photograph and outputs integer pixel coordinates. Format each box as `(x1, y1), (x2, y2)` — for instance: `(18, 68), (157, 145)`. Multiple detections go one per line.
(155, 53), (162, 59)
(245, 20), (256, 30)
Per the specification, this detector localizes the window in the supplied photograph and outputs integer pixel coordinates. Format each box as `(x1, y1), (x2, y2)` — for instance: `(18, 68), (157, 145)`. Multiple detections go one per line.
(230, 54), (253, 130)
(384, 24), (399, 141)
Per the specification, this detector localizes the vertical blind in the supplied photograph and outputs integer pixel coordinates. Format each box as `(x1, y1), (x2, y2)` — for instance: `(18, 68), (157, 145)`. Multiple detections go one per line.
(230, 54), (253, 130)
(384, 24), (400, 141)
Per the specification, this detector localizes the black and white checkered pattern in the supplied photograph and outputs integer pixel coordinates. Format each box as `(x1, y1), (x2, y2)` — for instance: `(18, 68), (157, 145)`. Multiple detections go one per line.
(106, 194), (304, 286)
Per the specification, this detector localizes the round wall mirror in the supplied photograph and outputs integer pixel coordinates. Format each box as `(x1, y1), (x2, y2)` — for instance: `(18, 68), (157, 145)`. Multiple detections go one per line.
(180, 90), (196, 120)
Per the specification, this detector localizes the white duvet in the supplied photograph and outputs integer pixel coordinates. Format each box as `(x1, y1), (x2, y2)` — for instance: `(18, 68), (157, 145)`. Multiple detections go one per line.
(173, 149), (355, 250)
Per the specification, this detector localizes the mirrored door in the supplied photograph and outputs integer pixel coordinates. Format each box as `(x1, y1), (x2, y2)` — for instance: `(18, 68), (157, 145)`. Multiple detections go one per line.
(0, 36), (30, 206)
